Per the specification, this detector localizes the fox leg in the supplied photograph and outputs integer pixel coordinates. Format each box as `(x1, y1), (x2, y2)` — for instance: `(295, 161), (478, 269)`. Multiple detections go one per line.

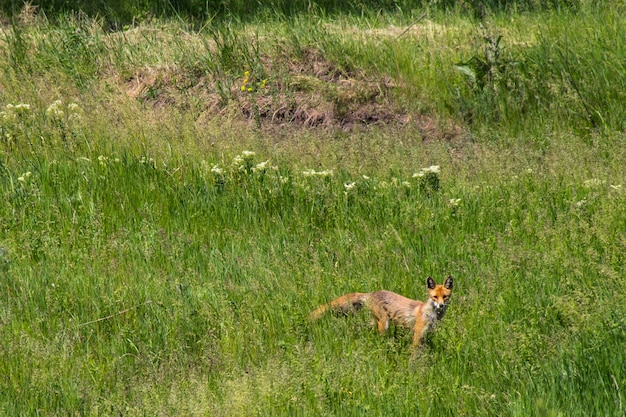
(375, 314), (389, 334)
(412, 318), (427, 346)
(412, 330), (422, 346)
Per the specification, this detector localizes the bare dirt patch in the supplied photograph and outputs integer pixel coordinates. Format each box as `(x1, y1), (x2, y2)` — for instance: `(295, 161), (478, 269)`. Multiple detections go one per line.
(121, 47), (465, 141)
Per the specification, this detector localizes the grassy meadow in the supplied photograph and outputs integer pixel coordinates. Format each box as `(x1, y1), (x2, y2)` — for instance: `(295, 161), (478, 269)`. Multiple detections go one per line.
(1, 1), (625, 415)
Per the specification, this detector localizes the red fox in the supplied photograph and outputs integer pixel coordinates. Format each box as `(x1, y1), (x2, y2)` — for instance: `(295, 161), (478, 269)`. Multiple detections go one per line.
(310, 276), (453, 346)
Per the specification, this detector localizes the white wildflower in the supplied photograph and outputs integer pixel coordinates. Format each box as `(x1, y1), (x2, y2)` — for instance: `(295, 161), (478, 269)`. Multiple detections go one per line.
(449, 198), (461, 206)
(241, 150), (256, 157)
(413, 165), (440, 178)
(14, 103), (30, 112)
(210, 165), (224, 175)
(230, 154), (248, 172)
(344, 182), (356, 191)
(252, 160), (269, 173)
(575, 200), (586, 208)
(302, 169), (333, 177)
(402, 181), (411, 188)
(362, 175), (370, 180)
(583, 178), (604, 188)
(46, 100), (64, 117)
(610, 184), (622, 191)
(17, 171), (31, 182)
(139, 156), (155, 166)
(1, 104), (17, 121)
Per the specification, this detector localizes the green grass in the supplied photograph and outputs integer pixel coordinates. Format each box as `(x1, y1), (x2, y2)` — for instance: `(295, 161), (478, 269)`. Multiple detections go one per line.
(1, 3), (625, 416)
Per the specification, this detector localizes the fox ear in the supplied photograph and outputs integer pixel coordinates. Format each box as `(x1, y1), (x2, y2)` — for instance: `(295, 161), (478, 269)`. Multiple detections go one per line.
(444, 275), (454, 290)
(427, 276), (436, 289)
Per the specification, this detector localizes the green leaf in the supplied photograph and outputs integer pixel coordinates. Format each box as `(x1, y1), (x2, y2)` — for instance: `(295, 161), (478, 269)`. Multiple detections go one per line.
(454, 64), (476, 83)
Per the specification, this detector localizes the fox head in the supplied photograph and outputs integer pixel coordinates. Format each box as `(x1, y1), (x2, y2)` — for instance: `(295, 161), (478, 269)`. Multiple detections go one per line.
(426, 276), (453, 312)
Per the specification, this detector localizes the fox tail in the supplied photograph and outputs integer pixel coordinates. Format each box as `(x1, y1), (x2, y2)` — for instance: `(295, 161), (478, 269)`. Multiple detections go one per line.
(309, 292), (371, 321)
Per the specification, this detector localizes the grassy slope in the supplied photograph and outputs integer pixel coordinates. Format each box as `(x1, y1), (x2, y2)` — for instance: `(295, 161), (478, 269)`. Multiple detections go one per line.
(1, 4), (625, 416)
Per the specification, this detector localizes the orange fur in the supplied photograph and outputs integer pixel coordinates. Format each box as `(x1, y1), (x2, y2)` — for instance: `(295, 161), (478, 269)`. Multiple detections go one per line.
(310, 276), (453, 346)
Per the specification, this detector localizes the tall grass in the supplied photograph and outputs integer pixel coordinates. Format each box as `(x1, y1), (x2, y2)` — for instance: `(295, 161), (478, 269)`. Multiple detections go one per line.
(0, 3), (625, 416)
(2, 127), (625, 415)
(451, 4), (626, 134)
(1, 0), (585, 25)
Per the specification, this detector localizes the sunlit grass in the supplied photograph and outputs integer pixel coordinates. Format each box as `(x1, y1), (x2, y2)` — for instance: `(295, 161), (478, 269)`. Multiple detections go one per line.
(2, 124), (624, 415)
(1, 3), (625, 416)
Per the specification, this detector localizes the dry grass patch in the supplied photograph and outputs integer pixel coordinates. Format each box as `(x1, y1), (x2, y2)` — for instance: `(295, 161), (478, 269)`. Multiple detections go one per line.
(119, 46), (466, 141)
